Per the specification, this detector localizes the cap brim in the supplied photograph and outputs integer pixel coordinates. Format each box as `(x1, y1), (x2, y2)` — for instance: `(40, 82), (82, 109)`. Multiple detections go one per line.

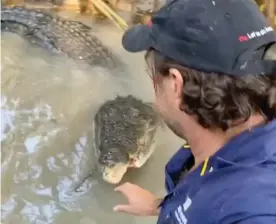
(122, 24), (152, 53)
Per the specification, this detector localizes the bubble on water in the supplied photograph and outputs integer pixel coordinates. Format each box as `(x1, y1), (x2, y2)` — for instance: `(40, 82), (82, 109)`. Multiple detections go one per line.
(29, 164), (43, 180)
(19, 200), (63, 223)
(57, 153), (65, 159)
(47, 156), (62, 172)
(56, 175), (95, 207)
(14, 171), (29, 183)
(24, 135), (42, 154)
(1, 195), (18, 219)
(11, 98), (20, 107)
(1, 96), (7, 106)
(15, 160), (20, 169)
(79, 136), (87, 146)
(75, 142), (83, 151)
(20, 201), (40, 218)
(1, 108), (16, 141)
(56, 177), (74, 195)
(41, 202), (62, 222)
(33, 107), (40, 116)
(72, 152), (82, 166)
(33, 186), (53, 197)
(73, 178), (94, 195)
(61, 158), (69, 166)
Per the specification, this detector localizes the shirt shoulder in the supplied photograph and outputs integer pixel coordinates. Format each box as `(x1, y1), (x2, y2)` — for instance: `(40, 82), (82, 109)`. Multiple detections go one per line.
(214, 171), (276, 224)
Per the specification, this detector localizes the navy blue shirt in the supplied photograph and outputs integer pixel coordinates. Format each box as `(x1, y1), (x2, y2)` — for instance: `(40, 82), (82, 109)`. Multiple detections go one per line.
(157, 119), (276, 224)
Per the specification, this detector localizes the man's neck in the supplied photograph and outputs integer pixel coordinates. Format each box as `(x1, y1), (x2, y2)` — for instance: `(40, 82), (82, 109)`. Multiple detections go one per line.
(183, 114), (266, 168)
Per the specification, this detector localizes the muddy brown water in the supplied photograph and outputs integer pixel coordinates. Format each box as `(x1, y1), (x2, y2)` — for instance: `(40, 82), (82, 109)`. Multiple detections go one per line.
(1, 11), (184, 224)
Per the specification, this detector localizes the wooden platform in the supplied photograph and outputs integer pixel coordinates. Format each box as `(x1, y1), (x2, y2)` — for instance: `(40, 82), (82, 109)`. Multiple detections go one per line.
(2, 0), (275, 29)
(258, 0), (276, 28)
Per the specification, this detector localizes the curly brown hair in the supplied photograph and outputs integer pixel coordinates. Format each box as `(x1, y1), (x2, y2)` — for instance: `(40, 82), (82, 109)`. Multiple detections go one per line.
(145, 49), (276, 131)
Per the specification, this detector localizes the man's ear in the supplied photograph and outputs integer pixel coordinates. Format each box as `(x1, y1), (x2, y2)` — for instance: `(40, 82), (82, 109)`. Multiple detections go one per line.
(169, 68), (184, 98)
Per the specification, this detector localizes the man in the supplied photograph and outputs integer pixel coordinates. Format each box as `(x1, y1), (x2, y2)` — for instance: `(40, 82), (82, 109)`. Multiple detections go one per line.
(113, 0), (276, 223)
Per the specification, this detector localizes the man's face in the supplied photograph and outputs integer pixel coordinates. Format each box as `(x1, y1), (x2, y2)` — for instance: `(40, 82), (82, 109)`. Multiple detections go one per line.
(153, 69), (185, 139)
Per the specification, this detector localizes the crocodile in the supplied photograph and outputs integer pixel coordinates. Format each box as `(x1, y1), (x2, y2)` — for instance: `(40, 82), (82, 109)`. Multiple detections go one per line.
(1, 6), (122, 69)
(92, 95), (161, 184)
(69, 95), (161, 190)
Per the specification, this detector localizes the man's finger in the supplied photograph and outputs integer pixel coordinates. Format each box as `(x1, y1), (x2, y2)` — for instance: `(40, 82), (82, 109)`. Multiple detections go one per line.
(114, 182), (133, 194)
(113, 204), (136, 215)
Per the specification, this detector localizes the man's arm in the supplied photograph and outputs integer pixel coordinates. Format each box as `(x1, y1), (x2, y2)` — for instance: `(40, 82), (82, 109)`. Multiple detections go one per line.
(113, 182), (163, 216)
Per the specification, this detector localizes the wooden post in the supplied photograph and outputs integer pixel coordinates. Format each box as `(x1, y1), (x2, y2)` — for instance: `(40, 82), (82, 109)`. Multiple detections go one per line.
(267, 0), (275, 27)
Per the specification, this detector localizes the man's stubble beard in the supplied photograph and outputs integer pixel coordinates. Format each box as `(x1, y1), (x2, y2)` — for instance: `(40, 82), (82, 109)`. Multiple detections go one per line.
(163, 117), (186, 140)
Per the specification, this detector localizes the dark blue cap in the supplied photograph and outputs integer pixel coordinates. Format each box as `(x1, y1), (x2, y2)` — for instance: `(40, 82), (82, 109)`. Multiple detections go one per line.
(122, 0), (276, 75)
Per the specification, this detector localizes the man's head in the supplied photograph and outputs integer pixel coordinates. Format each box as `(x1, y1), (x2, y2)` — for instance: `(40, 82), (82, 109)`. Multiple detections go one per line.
(145, 49), (276, 139)
(122, 0), (276, 139)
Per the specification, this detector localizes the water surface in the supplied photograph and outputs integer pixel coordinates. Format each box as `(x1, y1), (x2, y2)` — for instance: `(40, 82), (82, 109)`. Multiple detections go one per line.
(1, 12), (183, 224)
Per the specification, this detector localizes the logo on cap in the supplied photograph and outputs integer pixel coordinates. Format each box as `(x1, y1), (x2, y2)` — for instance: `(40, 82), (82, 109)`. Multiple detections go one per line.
(238, 26), (274, 42)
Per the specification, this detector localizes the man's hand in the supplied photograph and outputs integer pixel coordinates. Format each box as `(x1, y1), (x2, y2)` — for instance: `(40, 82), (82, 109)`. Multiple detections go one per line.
(113, 182), (161, 216)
